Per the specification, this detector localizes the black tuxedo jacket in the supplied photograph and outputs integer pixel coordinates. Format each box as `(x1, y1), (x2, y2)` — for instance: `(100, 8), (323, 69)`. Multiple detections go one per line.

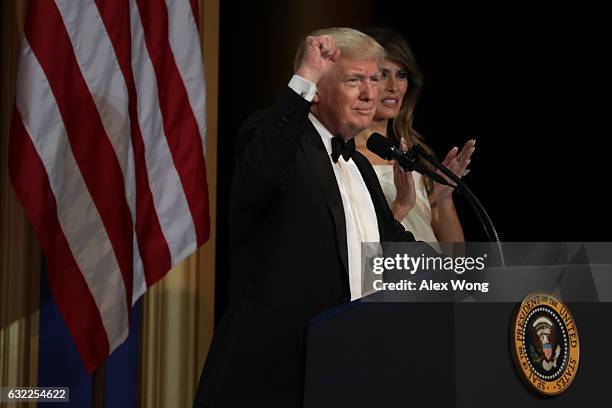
(194, 88), (415, 407)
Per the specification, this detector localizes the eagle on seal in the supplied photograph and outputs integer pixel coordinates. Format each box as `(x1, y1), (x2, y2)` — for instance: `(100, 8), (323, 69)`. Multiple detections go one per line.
(530, 315), (562, 371)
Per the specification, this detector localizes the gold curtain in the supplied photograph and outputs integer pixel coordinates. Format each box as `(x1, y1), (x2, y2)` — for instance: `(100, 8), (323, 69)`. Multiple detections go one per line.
(0, 1), (218, 406)
(139, 0), (219, 405)
(0, 3), (40, 406)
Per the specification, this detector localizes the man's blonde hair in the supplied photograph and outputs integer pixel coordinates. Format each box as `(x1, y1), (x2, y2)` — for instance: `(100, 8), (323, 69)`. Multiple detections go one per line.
(293, 27), (385, 71)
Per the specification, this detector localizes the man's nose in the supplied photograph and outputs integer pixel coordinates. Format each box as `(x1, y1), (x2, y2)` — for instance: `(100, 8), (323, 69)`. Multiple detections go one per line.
(361, 80), (377, 101)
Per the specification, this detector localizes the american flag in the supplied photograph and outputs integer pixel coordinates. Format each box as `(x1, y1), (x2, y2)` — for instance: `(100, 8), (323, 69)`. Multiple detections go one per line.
(9, 0), (209, 372)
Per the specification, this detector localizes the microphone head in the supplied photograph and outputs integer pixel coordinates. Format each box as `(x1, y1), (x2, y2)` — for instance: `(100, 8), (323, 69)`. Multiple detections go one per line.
(366, 132), (394, 160)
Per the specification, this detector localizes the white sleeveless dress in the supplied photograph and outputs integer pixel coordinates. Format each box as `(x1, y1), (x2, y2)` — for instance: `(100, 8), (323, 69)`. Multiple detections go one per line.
(373, 165), (438, 242)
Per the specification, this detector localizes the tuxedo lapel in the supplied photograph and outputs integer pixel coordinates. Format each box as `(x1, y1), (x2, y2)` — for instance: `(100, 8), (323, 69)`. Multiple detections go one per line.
(300, 122), (349, 276)
(351, 151), (393, 242)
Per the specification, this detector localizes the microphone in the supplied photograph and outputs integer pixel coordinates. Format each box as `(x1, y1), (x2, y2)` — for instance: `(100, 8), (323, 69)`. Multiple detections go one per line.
(366, 133), (451, 186)
(368, 133), (505, 264)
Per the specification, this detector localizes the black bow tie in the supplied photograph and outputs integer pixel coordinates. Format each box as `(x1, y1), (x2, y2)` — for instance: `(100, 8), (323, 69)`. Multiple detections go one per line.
(331, 136), (355, 163)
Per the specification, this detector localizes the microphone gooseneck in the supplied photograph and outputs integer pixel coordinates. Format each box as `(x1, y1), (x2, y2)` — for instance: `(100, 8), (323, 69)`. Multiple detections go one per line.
(366, 132), (505, 266)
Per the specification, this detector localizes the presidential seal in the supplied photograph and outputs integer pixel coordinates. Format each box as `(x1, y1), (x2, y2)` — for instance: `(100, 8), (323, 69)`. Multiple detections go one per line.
(510, 292), (580, 396)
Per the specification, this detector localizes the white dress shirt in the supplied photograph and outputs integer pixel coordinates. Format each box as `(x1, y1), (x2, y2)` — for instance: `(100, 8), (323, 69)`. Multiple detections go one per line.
(288, 75), (380, 300)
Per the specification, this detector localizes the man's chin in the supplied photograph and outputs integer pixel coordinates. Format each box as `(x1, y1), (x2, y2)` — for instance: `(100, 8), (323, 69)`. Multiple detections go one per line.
(353, 118), (375, 131)
(343, 124), (372, 140)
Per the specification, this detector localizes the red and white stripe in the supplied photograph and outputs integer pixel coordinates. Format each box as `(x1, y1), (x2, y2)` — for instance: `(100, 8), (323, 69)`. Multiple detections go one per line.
(9, 0), (209, 372)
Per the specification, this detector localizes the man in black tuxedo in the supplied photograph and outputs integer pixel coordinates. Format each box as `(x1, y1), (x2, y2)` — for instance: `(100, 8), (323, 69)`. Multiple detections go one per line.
(194, 28), (415, 407)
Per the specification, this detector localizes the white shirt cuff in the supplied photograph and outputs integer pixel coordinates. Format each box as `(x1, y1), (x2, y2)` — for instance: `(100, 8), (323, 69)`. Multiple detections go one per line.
(288, 74), (317, 102)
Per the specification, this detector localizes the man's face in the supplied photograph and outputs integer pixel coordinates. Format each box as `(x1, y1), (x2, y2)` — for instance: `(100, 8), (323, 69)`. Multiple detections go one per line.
(312, 58), (379, 140)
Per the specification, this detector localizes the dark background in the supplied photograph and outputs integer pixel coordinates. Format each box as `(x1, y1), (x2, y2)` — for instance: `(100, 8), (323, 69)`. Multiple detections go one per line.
(215, 1), (608, 319)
